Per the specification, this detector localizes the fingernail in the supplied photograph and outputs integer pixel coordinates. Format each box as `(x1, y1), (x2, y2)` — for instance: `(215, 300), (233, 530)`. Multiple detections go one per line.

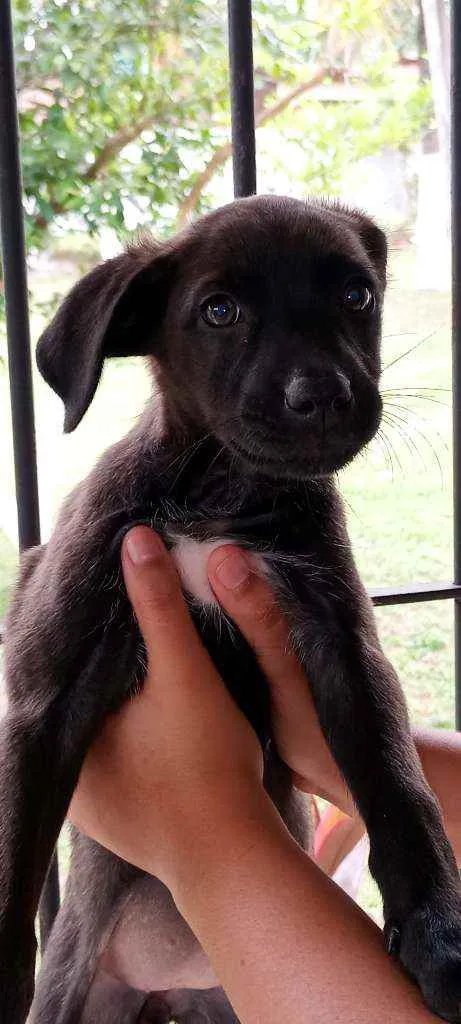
(124, 527), (164, 566)
(213, 550), (250, 590)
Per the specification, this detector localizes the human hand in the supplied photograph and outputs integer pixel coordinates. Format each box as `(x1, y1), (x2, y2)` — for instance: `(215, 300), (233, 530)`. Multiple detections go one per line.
(69, 526), (266, 896)
(207, 545), (356, 817)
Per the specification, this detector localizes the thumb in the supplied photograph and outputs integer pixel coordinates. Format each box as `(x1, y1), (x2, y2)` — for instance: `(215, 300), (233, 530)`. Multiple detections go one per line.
(207, 545), (308, 706)
(121, 527), (204, 677)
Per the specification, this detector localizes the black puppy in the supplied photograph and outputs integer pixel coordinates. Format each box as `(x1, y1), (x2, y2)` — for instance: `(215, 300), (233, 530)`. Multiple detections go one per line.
(3, 195), (461, 1024)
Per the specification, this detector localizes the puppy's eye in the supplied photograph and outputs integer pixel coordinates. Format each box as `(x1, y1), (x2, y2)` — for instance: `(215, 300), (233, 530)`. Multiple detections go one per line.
(201, 294), (240, 327)
(343, 279), (375, 313)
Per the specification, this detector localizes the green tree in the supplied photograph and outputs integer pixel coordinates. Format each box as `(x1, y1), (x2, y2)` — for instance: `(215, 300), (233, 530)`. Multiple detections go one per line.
(12, 0), (432, 250)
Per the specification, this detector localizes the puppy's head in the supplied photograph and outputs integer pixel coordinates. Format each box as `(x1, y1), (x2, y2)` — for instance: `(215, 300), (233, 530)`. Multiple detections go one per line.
(37, 195), (386, 479)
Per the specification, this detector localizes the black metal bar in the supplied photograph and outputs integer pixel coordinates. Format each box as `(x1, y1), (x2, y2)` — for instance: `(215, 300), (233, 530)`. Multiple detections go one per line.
(0, 0), (60, 947)
(227, 0), (257, 198)
(0, 582), (454, 638)
(2, 581), (461, 643)
(0, 0), (40, 551)
(452, 0), (461, 730)
(370, 582), (461, 606)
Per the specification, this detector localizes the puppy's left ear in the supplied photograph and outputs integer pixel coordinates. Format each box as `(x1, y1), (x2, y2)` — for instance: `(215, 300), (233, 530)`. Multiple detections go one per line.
(37, 242), (173, 432)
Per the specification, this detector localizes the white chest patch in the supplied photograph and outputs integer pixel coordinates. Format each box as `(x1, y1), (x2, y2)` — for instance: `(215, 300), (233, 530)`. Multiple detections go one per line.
(170, 535), (228, 606)
(170, 533), (264, 607)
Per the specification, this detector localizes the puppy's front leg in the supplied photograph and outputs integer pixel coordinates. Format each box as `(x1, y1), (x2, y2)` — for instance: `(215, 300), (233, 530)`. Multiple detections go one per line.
(0, 496), (140, 1022)
(285, 565), (461, 1021)
(0, 604), (137, 1024)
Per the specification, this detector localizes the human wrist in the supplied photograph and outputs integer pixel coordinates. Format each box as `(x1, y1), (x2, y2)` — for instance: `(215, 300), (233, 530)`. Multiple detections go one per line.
(291, 760), (356, 816)
(169, 783), (286, 914)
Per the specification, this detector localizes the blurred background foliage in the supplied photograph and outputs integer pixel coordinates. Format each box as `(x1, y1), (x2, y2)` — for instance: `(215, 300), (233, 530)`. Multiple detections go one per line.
(11, 0), (433, 249)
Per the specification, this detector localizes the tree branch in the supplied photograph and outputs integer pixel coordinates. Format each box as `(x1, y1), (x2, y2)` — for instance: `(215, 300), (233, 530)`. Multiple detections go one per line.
(30, 68), (331, 236)
(84, 108), (159, 181)
(28, 51), (416, 240)
(176, 67), (330, 226)
(30, 107), (160, 232)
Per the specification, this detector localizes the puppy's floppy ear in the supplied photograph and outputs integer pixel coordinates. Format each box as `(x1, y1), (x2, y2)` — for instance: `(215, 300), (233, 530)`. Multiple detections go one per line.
(36, 241), (173, 432)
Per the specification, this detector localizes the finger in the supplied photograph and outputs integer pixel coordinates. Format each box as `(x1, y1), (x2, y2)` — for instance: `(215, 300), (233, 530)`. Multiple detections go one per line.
(121, 526), (204, 676)
(207, 545), (305, 690)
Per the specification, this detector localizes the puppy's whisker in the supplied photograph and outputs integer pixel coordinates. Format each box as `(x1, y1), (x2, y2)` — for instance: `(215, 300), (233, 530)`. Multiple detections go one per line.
(382, 390), (449, 408)
(377, 426), (401, 479)
(382, 331), (418, 341)
(371, 428), (392, 475)
(382, 409), (445, 482)
(383, 401), (448, 455)
(382, 386), (450, 395)
(166, 433), (214, 493)
(382, 328), (444, 372)
(203, 444), (227, 479)
(382, 413), (427, 468)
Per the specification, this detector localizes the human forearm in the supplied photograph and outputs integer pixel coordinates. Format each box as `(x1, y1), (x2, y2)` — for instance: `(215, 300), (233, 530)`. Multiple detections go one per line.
(296, 726), (461, 867)
(70, 536), (448, 1024)
(412, 727), (461, 863)
(173, 791), (436, 1024)
(208, 549), (461, 865)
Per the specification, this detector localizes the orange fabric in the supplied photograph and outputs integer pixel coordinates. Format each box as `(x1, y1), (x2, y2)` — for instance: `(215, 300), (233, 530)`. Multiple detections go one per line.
(313, 801), (365, 876)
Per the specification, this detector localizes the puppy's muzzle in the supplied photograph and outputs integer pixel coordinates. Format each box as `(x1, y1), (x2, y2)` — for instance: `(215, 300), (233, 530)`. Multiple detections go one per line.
(284, 373), (353, 428)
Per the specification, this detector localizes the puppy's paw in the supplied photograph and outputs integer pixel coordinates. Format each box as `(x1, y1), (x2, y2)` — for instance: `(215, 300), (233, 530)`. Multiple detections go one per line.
(386, 901), (461, 1023)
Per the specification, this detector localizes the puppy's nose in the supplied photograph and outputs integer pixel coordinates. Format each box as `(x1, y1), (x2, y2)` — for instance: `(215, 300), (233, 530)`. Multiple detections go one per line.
(284, 375), (353, 418)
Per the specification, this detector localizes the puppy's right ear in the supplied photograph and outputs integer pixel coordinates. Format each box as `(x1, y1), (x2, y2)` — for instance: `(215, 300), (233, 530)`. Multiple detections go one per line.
(36, 242), (173, 432)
